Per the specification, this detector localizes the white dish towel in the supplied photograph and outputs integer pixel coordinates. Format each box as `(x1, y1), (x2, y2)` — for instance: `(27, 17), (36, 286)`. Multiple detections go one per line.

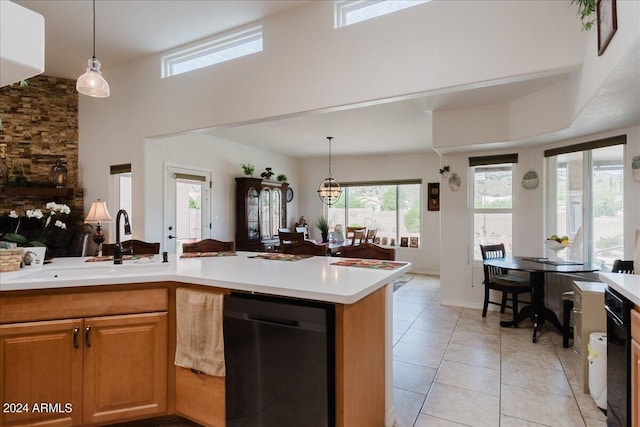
(175, 288), (225, 377)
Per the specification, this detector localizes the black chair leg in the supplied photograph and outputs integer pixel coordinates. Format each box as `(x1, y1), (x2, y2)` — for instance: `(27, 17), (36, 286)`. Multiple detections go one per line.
(562, 299), (573, 348)
(512, 293), (519, 326)
(482, 285), (489, 317)
(500, 292), (508, 313)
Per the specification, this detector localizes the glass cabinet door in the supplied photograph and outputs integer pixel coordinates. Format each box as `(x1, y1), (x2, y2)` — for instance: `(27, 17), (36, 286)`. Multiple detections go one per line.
(271, 189), (281, 238)
(261, 188), (271, 239)
(247, 187), (259, 240)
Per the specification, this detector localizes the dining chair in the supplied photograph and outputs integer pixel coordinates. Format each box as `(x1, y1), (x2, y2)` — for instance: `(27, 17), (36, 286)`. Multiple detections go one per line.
(102, 239), (160, 256)
(346, 226), (366, 240)
(281, 240), (328, 256)
(350, 229), (366, 246)
(340, 243), (395, 261)
(278, 231), (305, 250)
(479, 243), (531, 322)
(612, 259), (635, 274)
(182, 239), (234, 253)
(365, 229), (377, 243)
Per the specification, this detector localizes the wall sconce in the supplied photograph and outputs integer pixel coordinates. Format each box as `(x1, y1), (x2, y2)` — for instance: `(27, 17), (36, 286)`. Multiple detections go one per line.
(50, 159), (68, 188)
(85, 199), (113, 255)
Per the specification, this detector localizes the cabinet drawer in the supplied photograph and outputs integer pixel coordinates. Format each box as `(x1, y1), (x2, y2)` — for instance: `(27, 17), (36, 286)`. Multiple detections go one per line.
(175, 366), (225, 427)
(632, 309), (640, 342)
(0, 288), (168, 324)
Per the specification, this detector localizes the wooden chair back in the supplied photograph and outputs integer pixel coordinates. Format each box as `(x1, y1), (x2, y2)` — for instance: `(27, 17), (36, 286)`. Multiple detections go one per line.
(349, 229), (366, 246)
(281, 241), (328, 256)
(365, 229), (377, 243)
(182, 239), (234, 253)
(612, 259), (635, 274)
(102, 239), (160, 256)
(278, 231), (305, 245)
(479, 243), (507, 281)
(340, 243), (395, 261)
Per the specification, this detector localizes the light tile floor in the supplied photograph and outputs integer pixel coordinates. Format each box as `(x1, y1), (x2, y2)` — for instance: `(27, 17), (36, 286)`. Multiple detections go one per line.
(392, 274), (608, 427)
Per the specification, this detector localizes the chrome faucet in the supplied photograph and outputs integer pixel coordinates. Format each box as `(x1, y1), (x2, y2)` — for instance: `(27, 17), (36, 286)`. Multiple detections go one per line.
(114, 209), (131, 265)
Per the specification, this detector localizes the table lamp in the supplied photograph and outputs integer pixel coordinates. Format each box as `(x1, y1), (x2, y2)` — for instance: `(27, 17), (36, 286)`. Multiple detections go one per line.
(85, 199), (113, 255)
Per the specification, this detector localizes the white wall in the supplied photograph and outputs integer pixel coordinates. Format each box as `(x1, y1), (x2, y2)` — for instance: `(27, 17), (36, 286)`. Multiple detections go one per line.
(142, 133), (299, 244)
(75, 0), (639, 304)
(298, 152), (441, 275)
(439, 126), (640, 309)
(79, 0), (585, 232)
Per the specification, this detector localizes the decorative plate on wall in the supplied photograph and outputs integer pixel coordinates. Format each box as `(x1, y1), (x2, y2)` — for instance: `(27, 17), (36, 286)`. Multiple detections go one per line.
(286, 187), (294, 202)
(522, 170), (539, 189)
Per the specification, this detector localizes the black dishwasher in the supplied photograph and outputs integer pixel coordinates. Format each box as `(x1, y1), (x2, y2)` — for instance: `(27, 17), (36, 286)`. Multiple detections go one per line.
(605, 286), (633, 427)
(223, 292), (335, 427)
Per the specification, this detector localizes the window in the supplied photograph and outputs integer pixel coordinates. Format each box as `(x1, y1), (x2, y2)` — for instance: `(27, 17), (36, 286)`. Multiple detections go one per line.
(545, 137), (625, 270)
(110, 163), (132, 242)
(162, 26), (263, 78)
(470, 154), (517, 261)
(335, 0), (430, 28)
(326, 181), (421, 244)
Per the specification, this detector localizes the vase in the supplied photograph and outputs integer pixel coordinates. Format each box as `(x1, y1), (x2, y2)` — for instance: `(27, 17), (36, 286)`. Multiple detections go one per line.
(321, 232), (328, 243)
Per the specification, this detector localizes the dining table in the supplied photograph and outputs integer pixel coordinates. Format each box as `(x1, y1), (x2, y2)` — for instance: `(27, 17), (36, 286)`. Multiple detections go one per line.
(483, 256), (600, 343)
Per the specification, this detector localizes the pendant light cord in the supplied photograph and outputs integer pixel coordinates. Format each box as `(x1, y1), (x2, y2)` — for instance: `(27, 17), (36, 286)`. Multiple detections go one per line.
(327, 136), (333, 177)
(92, 0), (96, 59)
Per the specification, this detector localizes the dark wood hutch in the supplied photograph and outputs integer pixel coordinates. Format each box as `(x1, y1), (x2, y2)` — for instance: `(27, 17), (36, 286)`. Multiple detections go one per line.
(235, 177), (289, 251)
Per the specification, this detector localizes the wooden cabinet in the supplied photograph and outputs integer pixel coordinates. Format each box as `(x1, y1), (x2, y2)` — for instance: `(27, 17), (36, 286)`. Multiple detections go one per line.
(0, 319), (83, 426)
(631, 308), (640, 427)
(235, 177), (288, 251)
(0, 289), (168, 427)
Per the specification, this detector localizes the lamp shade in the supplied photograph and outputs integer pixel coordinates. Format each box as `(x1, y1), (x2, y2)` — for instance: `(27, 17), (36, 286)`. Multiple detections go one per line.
(85, 199), (113, 223)
(76, 58), (110, 98)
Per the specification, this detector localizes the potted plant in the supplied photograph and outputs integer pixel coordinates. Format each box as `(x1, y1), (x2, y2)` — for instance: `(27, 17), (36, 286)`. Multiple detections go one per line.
(571, 0), (596, 31)
(439, 165), (450, 178)
(241, 164), (255, 177)
(260, 167), (274, 180)
(276, 174), (288, 183)
(317, 216), (329, 243)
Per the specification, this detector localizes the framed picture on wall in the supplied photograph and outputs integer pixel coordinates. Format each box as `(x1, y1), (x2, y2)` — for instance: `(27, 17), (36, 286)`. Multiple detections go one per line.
(428, 182), (440, 211)
(410, 237), (419, 248)
(400, 237), (409, 247)
(597, 0), (617, 56)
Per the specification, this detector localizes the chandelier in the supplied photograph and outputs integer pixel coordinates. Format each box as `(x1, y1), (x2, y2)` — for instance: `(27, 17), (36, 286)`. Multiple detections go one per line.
(76, 0), (110, 98)
(317, 136), (342, 206)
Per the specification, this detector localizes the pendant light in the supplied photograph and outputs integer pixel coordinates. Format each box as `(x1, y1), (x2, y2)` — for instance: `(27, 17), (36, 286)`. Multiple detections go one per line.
(76, 0), (110, 98)
(317, 136), (342, 206)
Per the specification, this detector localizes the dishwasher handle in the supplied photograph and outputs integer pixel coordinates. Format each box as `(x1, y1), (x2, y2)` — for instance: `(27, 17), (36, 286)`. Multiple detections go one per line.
(246, 313), (300, 328)
(605, 305), (624, 327)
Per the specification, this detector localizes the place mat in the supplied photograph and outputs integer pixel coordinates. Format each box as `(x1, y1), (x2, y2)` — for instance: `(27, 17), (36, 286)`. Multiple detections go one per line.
(180, 251), (237, 258)
(86, 254), (154, 262)
(331, 259), (407, 270)
(248, 253), (313, 261)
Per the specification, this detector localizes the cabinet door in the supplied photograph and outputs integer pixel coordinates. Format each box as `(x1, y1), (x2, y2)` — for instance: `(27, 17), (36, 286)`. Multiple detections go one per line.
(0, 319), (84, 426)
(633, 339), (640, 427)
(83, 312), (167, 425)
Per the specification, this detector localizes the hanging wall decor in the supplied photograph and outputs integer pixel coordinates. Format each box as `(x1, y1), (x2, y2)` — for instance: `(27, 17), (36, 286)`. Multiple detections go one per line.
(632, 155), (640, 182)
(522, 170), (539, 189)
(448, 173), (461, 191)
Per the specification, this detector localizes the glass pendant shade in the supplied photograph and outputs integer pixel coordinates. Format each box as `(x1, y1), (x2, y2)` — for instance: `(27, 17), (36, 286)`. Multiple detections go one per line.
(76, 57), (110, 98)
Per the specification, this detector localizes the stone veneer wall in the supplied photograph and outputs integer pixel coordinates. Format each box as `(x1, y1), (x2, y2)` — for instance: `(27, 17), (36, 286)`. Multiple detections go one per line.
(0, 75), (83, 216)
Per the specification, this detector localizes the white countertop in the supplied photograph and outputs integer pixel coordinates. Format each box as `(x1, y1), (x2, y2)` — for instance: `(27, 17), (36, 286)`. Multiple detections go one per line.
(599, 272), (640, 306)
(0, 252), (412, 304)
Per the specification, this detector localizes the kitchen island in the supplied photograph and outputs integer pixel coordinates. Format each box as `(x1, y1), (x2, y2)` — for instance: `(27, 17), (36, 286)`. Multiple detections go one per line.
(0, 252), (411, 427)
